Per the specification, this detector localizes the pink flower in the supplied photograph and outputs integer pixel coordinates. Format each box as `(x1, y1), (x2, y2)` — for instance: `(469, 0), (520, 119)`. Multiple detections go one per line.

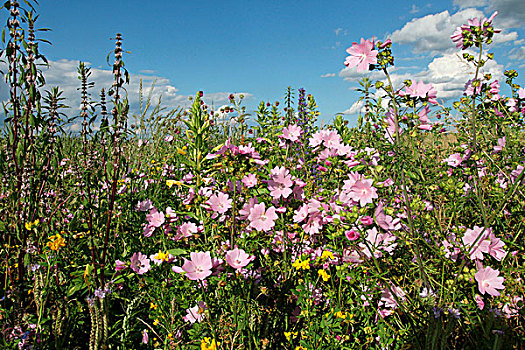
(475, 295), (485, 310)
(239, 197), (258, 220)
(165, 207), (178, 222)
(464, 79), (482, 96)
(206, 192), (232, 214)
(281, 124), (303, 142)
(242, 173), (258, 188)
(475, 266), (505, 296)
(177, 251), (213, 281)
(384, 108), (401, 143)
(225, 248), (255, 269)
(142, 329), (149, 344)
(130, 252), (151, 275)
(136, 199), (153, 212)
(488, 233), (506, 261)
(144, 208), (165, 236)
(176, 222), (198, 240)
(462, 226), (490, 260)
(493, 137), (505, 153)
(248, 203), (278, 232)
(349, 179), (378, 207)
(146, 208), (165, 227)
(183, 301), (207, 323)
(400, 81), (437, 104)
(374, 202), (400, 231)
(451, 11), (500, 49)
(268, 167), (294, 200)
(345, 229), (360, 241)
(418, 105), (433, 130)
(451, 27), (465, 49)
(518, 87), (525, 99)
(309, 131), (325, 147)
(115, 259), (127, 271)
(442, 153), (463, 167)
(344, 38), (378, 72)
(360, 216), (374, 226)
(379, 284), (406, 309)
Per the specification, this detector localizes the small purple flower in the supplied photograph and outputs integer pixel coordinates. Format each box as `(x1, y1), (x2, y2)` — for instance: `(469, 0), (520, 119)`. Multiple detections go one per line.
(94, 288), (106, 299)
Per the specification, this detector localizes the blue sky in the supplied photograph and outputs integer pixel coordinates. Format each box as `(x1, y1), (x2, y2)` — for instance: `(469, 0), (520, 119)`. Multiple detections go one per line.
(2, 0), (525, 128)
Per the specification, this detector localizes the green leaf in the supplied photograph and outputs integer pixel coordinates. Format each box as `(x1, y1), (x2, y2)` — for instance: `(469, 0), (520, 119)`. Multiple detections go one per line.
(167, 248), (186, 256)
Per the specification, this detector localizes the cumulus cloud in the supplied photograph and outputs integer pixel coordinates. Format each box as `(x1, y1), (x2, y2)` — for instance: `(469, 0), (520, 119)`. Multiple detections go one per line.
(453, 0), (525, 29)
(487, 0), (525, 28)
(415, 51), (503, 99)
(342, 100), (365, 115)
(39, 59), (185, 115)
(390, 7), (520, 57)
(0, 59), (252, 130)
(321, 73), (336, 78)
(390, 9), (486, 55)
(2, 58), (250, 113)
(339, 66), (386, 82)
(340, 50), (505, 115)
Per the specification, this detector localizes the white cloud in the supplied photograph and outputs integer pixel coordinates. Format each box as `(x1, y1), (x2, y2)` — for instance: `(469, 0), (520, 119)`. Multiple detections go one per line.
(339, 66), (387, 82)
(487, 0), (525, 28)
(1, 59), (252, 131)
(509, 46), (525, 61)
(390, 9), (486, 55)
(334, 28), (347, 36)
(37, 58), (251, 115)
(410, 4), (420, 14)
(492, 30), (518, 44)
(321, 73), (336, 78)
(452, 0), (525, 29)
(340, 50), (505, 115)
(343, 100), (365, 115)
(41, 59), (188, 115)
(453, 0), (487, 9)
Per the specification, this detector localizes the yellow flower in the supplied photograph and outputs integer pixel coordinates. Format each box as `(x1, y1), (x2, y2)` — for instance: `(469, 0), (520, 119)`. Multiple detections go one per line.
(177, 147), (187, 156)
(153, 318), (160, 326)
(292, 257), (310, 270)
(166, 179), (177, 188)
(46, 233), (66, 251)
(334, 311), (348, 319)
(153, 251), (170, 263)
(318, 269), (330, 282)
(284, 332), (298, 341)
(295, 346), (307, 350)
(201, 337), (220, 350)
(25, 219), (39, 231)
(150, 302), (158, 310)
(320, 250), (334, 260)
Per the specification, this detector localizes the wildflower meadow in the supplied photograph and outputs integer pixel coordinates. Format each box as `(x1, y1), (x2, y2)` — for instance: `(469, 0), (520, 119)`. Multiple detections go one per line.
(1, 1), (524, 349)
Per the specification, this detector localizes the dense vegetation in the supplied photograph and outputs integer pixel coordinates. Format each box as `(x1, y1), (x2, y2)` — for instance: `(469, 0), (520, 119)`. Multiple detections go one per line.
(1, 1), (524, 349)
